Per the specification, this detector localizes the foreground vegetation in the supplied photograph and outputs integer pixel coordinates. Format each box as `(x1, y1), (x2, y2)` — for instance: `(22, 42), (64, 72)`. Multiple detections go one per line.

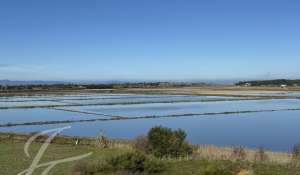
(1, 127), (300, 175)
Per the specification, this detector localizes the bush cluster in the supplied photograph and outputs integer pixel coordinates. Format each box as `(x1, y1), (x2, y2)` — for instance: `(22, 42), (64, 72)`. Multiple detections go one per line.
(146, 126), (192, 158)
(73, 126), (192, 174)
(73, 151), (165, 175)
(108, 151), (165, 173)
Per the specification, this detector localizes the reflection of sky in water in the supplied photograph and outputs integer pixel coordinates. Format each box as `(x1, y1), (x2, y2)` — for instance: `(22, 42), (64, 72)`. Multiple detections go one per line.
(1, 110), (300, 151)
(0, 93), (243, 108)
(69, 99), (300, 118)
(244, 92), (300, 97)
(1, 93), (300, 151)
(0, 108), (105, 124)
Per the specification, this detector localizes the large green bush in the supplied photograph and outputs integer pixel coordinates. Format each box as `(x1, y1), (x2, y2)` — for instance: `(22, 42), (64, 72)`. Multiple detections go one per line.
(73, 151), (165, 174)
(147, 126), (192, 158)
(108, 151), (146, 172)
(106, 151), (165, 174)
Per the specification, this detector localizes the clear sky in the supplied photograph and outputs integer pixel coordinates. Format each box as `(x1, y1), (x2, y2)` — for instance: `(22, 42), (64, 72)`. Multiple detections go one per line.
(0, 0), (299, 81)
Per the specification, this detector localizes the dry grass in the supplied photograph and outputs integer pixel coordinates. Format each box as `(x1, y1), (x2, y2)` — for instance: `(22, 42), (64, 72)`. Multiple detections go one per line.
(193, 144), (292, 164)
(114, 86), (300, 97)
(0, 132), (292, 165)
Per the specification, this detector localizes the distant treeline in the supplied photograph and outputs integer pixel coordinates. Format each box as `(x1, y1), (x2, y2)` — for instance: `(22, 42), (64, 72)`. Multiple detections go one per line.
(0, 84), (83, 91)
(236, 79), (300, 87)
(0, 82), (207, 91)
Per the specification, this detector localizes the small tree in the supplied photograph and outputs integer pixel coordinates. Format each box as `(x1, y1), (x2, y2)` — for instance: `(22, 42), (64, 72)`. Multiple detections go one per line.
(147, 126), (192, 158)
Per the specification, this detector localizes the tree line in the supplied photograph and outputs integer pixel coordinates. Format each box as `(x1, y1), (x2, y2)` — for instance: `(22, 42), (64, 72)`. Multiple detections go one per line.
(0, 82), (208, 91)
(236, 79), (300, 87)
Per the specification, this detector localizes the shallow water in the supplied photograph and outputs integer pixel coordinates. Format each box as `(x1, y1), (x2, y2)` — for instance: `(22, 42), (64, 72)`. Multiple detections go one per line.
(0, 93), (244, 108)
(0, 108), (105, 124)
(67, 99), (300, 118)
(0, 93), (300, 151)
(1, 111), (300, 151)
(246, 92), (300, 97)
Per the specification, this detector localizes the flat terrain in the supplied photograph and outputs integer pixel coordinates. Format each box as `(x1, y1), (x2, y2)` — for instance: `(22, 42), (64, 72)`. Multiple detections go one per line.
(113, 86), (300, 96)
(0, 135), (299, 175)
(2, 86), (300, 97)
(1, 87), (300, 150)
(1, 86), (300, 174)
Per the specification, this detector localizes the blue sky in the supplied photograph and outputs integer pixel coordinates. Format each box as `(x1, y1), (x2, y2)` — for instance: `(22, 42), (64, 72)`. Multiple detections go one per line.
(0, 0), (299, 81)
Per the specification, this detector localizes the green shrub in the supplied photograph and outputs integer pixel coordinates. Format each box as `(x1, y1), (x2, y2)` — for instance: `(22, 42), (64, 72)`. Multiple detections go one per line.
(105, 151), (165, 174)
(236, 170), (254, 175)
(147, 126), (192, 158)
(203, 163), (233, 175)
(107, 152), (144, 171)
(72, 161), (98, 175)
(144, 156), (166, 174)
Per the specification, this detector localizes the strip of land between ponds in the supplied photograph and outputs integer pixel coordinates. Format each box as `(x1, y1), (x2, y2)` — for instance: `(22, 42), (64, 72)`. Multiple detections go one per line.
(0, 96), (295, 110)
(50, 107), (125, 119)
(1, 107), (300, 128)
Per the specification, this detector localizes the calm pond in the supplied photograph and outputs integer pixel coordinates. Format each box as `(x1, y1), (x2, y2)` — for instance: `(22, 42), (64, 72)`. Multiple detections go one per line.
(0, 93), (300, 151)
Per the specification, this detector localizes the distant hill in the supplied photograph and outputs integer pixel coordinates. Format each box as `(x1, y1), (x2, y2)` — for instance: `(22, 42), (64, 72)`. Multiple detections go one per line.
(0, 80), (67, 86)
(236, 79), (300, 86)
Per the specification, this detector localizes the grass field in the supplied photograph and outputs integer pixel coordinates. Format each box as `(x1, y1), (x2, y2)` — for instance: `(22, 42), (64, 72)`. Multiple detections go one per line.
(0, 140), (130, 175)
(1, 136), (300, 175)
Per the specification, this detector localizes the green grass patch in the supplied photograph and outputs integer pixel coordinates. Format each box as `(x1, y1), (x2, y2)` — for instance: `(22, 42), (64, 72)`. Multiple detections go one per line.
(1, 140), (300, 175)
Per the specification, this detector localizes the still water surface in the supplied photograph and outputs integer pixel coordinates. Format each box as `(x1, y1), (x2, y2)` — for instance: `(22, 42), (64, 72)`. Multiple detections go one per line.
(0, 93), (300, 151)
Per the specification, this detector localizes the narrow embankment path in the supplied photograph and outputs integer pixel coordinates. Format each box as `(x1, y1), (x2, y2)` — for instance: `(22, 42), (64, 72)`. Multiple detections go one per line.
(2, 107), (300, 128)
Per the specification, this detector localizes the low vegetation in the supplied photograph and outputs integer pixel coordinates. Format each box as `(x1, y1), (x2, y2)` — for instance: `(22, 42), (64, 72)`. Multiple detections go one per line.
(147, 126), (192, 158)
(254, 147), (269, 162)
(72, 151), (166, 175)
(1, 127), (300, 175)
(232, 146), (247, 160)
